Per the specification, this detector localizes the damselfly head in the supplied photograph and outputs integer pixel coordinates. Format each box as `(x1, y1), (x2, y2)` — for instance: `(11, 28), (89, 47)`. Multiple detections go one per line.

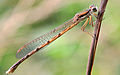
(89, 5), (97, 12)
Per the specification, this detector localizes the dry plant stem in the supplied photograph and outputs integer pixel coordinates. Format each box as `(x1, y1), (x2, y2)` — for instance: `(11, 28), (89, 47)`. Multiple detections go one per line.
(86, 0), (108, 75)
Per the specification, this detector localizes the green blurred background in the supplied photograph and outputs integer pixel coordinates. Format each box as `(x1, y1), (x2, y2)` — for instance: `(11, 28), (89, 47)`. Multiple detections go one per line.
(0, 0), (119, 75)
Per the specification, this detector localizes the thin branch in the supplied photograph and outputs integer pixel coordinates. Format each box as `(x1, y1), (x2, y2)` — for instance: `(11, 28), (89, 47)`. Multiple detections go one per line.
(86, 0), (108, 75)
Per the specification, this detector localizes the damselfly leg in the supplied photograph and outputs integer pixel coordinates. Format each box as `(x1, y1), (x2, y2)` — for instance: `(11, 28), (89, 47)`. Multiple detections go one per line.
(89, 15), (94, 27)
(81, 17), (93, 37)
(81, 14), (97, 37)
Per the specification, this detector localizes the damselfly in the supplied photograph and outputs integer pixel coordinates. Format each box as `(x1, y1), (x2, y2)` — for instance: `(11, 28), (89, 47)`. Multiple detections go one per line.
(6, 5), (97, 74)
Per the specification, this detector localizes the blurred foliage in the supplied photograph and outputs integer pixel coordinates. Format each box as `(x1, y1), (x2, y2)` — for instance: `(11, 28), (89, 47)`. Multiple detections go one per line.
(0, 0), (120, 75)
(0, 0), (19, 16)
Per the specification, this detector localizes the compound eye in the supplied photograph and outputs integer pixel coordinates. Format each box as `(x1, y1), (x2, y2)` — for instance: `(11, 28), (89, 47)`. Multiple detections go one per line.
(92, 7), (97, 12)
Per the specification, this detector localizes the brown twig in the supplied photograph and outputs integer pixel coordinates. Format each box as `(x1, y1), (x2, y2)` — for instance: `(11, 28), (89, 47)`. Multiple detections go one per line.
(86, 0), (108, 75)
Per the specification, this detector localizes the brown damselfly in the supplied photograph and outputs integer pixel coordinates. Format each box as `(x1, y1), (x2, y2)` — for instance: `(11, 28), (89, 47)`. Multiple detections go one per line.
(6, 5), (97, 74)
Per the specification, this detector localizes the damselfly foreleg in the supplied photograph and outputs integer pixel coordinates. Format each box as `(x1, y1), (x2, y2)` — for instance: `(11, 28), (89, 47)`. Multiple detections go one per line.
(80, 18), (93, 37)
